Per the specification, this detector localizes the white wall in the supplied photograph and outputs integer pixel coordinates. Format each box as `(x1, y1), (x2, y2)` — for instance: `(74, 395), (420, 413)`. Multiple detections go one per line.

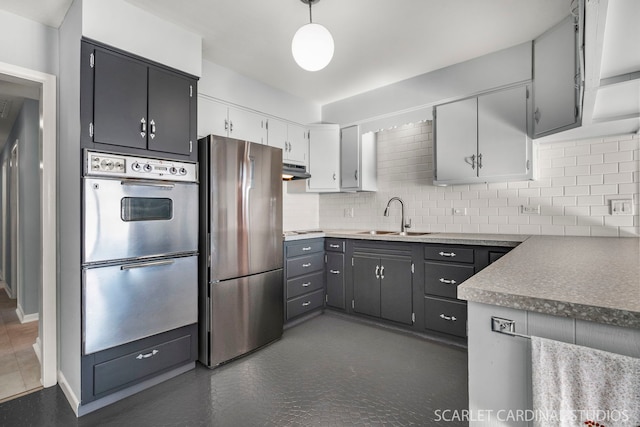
(198, 60), (321, 125)
(322, 42), (532, 127)
(82, 0), (201, 76)
(0, 10), (58, 76)
(319, 122), (639, 237)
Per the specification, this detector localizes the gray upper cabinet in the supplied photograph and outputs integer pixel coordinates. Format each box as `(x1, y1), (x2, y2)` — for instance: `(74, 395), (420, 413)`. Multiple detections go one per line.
(533, 15), (581, 138)
(434, 85), (532, 185)
(340, 125), (377, 192)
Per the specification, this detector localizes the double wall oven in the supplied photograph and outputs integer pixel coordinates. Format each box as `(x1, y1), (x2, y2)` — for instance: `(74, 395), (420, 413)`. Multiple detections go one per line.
(82, 150), (198, 355)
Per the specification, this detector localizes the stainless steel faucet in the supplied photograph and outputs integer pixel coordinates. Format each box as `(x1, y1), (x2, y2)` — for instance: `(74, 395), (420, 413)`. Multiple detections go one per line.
(383, 197), (411, 235)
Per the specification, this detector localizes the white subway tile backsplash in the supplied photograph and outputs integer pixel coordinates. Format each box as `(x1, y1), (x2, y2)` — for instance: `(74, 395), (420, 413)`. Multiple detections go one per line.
(318, 123), (638, 237)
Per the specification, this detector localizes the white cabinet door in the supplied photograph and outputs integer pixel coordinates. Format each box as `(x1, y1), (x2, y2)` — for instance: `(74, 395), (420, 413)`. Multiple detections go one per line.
(340, 125), (359, 190)
(533, 15), (580, 137)
(307, 124), (340, 192)
(478, 86), (531, 179)
(287, 123), (308, 165)
(434, 98), (478, 183)
(228, 106), (267, 144)
(197, 97), (228, 139)
(267, 118), (287, 152)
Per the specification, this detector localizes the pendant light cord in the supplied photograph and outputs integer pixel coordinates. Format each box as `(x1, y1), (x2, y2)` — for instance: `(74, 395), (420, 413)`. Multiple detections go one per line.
(308, 0), (313, 23)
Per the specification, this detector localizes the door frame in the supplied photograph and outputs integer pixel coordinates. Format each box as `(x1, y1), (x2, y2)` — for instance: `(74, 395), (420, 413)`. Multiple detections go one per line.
(0, 61), (57, 388)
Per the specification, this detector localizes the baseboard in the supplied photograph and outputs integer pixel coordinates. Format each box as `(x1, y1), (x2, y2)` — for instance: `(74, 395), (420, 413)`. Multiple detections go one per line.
(58, 371), (80, 417)
(16, 305), (39, 324)
(2, 283), (14, 299)
(33, 337), (42, 365)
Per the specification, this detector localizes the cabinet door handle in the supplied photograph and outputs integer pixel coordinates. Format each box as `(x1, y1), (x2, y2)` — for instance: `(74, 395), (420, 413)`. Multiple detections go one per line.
(140, 118), (146, 138)
(534, 108), (541, 124)
(477, 153), (482, 169)
(149, 119), (156, 139)
(439, 314), (457, 322)
(224, 119), (229, 131)
(229, 121), (233, 132)
(380, 265), (385, 279)
(302, 301), (311, 307)
(333, 173), (336, 181)
(302, 246), (312, 251)
(375, 265), (380, 279)
(438, 251), (456, 258)
(329, 244), (340, 249)
(329, 269), (340, 274)
(439, 278), (457, 285)
(470, 154), (476, 170)
(354, 169), (358, 181)
(302, 282), (311, 287)
(302, 263), (312, 268)
(136, 349), (159, 360)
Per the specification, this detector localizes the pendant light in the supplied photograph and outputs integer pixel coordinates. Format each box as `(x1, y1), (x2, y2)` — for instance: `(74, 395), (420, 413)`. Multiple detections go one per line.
(291, 0), (334, 72)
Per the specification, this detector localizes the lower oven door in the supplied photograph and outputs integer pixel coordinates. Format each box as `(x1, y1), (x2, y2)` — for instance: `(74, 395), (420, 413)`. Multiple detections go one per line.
(83, 255), (197, 355)
(83, 177), (198, 264)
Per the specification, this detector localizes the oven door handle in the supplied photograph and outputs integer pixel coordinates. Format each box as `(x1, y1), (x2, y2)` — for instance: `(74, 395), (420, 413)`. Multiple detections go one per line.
(120, 259), (175, 270)
(121, 179), (175, 190)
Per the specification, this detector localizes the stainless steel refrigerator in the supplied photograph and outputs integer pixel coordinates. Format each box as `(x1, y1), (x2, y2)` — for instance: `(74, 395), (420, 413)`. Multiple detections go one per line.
(198, 135), (284, 368)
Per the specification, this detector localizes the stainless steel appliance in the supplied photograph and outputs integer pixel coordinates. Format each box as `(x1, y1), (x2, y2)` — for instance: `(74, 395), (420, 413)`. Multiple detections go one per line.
(82, 150), (199, 355)
(199, 135), (283, 368)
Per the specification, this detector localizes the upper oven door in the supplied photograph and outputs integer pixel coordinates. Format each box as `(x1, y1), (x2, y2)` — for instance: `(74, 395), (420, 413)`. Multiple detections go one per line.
(83, 177), (198, 264)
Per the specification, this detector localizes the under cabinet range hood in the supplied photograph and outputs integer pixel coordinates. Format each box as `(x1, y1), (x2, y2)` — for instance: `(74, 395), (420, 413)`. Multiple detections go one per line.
(282, 162), (311, 180)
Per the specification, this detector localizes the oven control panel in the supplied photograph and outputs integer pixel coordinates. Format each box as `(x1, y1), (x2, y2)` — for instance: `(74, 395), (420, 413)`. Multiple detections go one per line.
(85, 151), (197, 182)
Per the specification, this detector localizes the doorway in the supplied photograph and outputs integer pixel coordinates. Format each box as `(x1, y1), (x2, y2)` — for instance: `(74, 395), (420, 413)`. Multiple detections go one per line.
(0, 61), (57, 395)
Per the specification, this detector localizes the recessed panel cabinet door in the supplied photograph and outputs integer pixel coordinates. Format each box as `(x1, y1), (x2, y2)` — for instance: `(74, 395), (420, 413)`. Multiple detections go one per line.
(93, 49), (148, 149)
(380, 256), (413, 325)
(326, 252), (345, 309)
(352, 254), (381, 317)
(434, 98), (478, 182)
(478, 86), (529, 179)
(287, 123), (308, 165)
(308, 124), (340, 192)
(340, 125), (359, 189)
(148, 67), (192, 155)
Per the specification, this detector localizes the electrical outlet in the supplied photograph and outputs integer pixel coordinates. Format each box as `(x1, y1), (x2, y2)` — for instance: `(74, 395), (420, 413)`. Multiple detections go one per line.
(452, 208), (467, 216)
(610, 199), (633, 216)
(521, 205), (540, 215)
(343, 207), (354, 218)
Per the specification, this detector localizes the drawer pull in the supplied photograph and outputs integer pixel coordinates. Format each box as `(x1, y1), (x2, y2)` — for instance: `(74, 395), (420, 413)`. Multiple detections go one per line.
(439, 278), (457, 285)
(302, 246), (312, 251)
(302, 301), (311, 307)
(302, 263), (312, 268)
(136, 349), (159, 360)
(438, 251), (456, 258)
(302, 282), (311, 287)
(329, 244), (340, 249)
(439, 314), (457, 322)
(329, 269), (340, 274)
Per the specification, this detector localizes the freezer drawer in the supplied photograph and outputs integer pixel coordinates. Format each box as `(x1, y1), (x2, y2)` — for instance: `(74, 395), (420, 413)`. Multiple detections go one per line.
(207, 269), (284, 367)
(83, 255), (198, 354)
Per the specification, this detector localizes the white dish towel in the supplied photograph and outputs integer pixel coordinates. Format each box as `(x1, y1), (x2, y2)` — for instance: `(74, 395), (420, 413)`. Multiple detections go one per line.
(531, 336), (640, 427)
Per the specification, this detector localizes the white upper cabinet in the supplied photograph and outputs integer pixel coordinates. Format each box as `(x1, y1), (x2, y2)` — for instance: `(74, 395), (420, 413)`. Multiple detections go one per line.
(533, 15), (581, 138)
(434, 85), (532, 185)
(340, 125), (377, 192)
(307, 124), (340, 192)
(267, 118), (309, 166)
(197, 97), (267, 144)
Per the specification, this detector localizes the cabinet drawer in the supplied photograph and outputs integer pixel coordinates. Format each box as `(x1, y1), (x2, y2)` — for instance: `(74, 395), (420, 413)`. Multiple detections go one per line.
(93, 334), (192, 396)
(287, 271), (324, 299)
(424, 246), (474, 264)
(286, 289), (324, 319)
(286, 240), (324, 258)
(424, 296), (467, 338)
(424, 262), (475, 299)
(286, 252), (324, 277)
(325, 238), (345, 253)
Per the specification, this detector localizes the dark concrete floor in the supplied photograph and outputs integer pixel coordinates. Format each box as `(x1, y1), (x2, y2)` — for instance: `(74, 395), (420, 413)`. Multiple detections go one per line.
(0, 312), (468, 426)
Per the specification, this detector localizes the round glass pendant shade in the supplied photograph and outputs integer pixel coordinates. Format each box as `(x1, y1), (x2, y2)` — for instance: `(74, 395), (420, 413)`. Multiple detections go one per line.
(291, 23), (334, 71)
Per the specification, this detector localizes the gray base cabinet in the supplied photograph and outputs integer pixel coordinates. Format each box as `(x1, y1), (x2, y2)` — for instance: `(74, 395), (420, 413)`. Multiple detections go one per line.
(284, 238), (325, 321)
(350, 242), (414, 326)
(325, 239), (346, 310)
(81, 324), (197, 403)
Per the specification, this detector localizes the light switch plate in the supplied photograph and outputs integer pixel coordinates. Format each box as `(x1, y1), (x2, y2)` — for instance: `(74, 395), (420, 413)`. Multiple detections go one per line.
(610, 199), (633, 216)
(452, 208), (467, 216)
(521, 205), (540, 215)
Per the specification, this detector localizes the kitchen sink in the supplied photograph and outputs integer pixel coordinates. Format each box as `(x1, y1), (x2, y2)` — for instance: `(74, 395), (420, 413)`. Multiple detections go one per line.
(357, 230), (431, 237)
